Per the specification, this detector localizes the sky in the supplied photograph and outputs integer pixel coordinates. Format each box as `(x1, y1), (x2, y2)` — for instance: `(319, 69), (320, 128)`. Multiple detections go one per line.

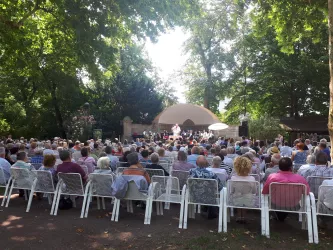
(145, 27), (189, 103)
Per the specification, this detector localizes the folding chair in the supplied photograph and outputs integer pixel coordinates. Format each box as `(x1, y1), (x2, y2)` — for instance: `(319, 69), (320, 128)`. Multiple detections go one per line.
(148, 176), (186, 228)
(5, 168), (37, 209)
(183, 178), (223, 232)
(84, 173), (115, 218)
(310, 185), (333, 244)
(27, 170), (57, 213)
(263, 183), (314, 243)
(160, 162), (171, 175)
(53, 173), (90, 218)
(223, 180), (266, 236)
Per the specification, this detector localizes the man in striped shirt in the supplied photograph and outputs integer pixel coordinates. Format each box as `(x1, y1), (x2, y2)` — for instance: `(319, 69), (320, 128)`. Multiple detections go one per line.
(303, 152), (333, 179)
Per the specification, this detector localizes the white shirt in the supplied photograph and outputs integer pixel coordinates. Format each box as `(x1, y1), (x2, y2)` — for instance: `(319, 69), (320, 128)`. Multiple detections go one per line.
(280, 146), (293, 157)
(322, 179), (333, 185)
(207, 167), (228, 182)
(306, 144), (313, 151)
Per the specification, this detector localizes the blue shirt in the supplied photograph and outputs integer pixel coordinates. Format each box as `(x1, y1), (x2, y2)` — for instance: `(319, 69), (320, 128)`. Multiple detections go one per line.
(322, 148), (331, 162)
(187, 154), (199, 166)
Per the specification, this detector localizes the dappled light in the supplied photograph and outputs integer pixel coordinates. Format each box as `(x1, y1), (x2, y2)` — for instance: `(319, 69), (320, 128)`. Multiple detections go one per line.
(1, 215), (22, 227)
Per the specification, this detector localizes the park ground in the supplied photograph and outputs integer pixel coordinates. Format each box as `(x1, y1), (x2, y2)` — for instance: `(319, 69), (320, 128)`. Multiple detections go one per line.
(0, 190), (332, 250)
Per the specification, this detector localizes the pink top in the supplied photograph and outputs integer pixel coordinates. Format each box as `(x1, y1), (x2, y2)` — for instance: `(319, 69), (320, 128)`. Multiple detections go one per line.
(262, 171), (310, 208)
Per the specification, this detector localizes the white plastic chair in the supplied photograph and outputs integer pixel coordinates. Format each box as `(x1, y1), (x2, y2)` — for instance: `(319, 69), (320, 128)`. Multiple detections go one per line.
(310, 185), (333, 244)
(5, 168), (37, 208)
(52, 173), (90, 218)
(306, 176), (333, 199)
(148, 176), (186, 228)
(84, 173), (114, 218)
(144, 168), (164, 179)
(263, 183), (314, 243)
(223, 180), (266, 235)
(26, 170), (57, 213)
(183, 178), (223, 232)
(31, 163), (42, 170)
(171, 170), (189, 190)
(0, 168), (11, 206)
(111, 179), (151, 224)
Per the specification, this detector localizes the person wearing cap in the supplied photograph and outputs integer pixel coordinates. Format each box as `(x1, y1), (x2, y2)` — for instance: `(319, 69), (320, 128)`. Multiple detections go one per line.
(268, 146), (280, 156)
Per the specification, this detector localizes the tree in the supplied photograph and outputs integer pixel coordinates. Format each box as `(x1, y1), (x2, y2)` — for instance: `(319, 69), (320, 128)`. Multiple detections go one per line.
(248, 114), (284, 141)
(0, 0), (199, 138)
(182, 0), (236, 112)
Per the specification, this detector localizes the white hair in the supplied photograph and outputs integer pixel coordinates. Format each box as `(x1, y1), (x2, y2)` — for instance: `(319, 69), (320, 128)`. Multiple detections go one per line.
(271, 154), (281, 165)
(212, 156), (222, 168)
(97, 157), (111, 169)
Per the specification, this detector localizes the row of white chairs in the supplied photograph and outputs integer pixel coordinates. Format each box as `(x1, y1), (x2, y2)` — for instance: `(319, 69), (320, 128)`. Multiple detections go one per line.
(1, 167), (332, 243)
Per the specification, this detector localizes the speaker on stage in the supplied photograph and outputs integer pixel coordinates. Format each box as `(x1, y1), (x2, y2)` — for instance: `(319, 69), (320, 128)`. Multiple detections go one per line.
(238, 121), (248, 137)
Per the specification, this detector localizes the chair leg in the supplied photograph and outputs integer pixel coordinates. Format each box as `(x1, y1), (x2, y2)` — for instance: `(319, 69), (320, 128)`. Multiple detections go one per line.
(156, 201), (160, 215)
(26, 188), (35, 212)
(24, 190), (28, 201)
(5, 181), (15, 207)
(102, 197), (106, 210)
(126, 200), (130, 213)
(301, 214), (306, 230)
(80, 194), (88, 219)
(115, 198), (120, 222)
(111, 199), (118, 221)
(144, 198), (150, 225)
(84, 188), (92, 218)
(305, 197), (313, 244)
(265, 196), (270, 238)
(160, 202), (164, 215)
(97, 197), (100, 210)
(47, 194), (52, 205)
(299, 213), (302, 222)
(197, 204), (201, 214)
(183, 201), (188, 229)
(223, 189), (227, 233)
(218, 195), (223, 233)
(1, 180), (11, 207)
(179, 201), (184, 229)
(53, 190), (62, 216)
(50, 193), (57, 215)
(309, 194), (319, 244)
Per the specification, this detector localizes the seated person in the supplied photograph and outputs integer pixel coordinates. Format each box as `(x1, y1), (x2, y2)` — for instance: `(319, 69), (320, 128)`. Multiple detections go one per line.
(0, 147), (11, 182)
(187, 146), (200, 166)
(146, 153), (169, 176)
(206, 156), (228, 182)
(263, 153), (281, 182)
(262, 157), (310, 221)
(31, 149), (44, 165)
(303, 152), (333, 179)
(39, 154), (57, 182)
(93, 157), (112, 174)
(105, 146), (119, 170)
(78, 147), (96, 166)
(230, 157), (257, 223)
(123, 153), (150, 183)
(172, 151), (195, 171)
(56, 150), (88, 183)
(298, 154), (316, 176)
(189, 156), (222, 191)
(140, 149), (151, 164)
(12, 151), (34, 170)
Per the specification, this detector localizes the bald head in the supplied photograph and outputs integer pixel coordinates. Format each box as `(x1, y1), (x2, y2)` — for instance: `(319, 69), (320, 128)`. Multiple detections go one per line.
(271, 153), (281, 165)
(196, 155), (208, 168)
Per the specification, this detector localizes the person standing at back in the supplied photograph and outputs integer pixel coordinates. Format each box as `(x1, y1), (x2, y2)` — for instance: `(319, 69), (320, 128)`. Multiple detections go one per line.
(56, 150), (88, 183)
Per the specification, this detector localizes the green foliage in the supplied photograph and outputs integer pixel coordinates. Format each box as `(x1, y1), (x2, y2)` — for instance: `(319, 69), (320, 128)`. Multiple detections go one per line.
(248, 114), (284, 141)
(0, 0), (198, 138)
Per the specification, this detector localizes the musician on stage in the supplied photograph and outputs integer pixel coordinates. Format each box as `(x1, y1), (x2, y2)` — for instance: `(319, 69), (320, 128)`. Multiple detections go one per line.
(171, 124), (181, 137)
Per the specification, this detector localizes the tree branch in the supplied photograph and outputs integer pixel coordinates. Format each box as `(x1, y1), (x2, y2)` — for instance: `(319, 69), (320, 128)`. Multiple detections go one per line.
(18, 0), (42, 26)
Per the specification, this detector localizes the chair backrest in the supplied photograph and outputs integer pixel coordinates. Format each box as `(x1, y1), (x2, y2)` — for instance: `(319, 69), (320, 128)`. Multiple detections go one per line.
(116, 167), (128, 175)
(249, 174), (261, 183)
(144, 168), (164, 179)
(0, 168), (6, 186)
(88, 173), (114, 197)
(187, 178), (218, 205)
(10, 167), (36, 189)
(31, 163), (42, 170)
(151, 176), (180, 195)
(268, 182), (307, 212)
(317, 185), (333, 215)
(58, 173), (84, 195)
(307, 176), (333, 198)
(124, 181), (148, 200)
(32, 170), (55, 192)
(160, 162), (170, 174)
(140, 161), (149, 167)
(116, 162), (129, 168)
(171, 170), (189, 189)
(226, 180), (260, 208)
(214, 172), (228, 187)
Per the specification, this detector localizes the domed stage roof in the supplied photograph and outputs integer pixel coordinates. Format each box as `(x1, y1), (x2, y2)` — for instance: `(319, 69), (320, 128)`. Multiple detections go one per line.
(153, 103), (220, 126)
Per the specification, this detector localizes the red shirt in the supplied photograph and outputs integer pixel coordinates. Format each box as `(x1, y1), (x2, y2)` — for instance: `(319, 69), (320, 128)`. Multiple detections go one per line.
(56, 162), (86, 181)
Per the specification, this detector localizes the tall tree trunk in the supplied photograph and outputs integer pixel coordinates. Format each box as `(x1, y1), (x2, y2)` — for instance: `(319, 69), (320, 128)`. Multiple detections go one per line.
(50, 81), (67, 138)
(329, 0), (333, 159)
(204, 65), (212, 110)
